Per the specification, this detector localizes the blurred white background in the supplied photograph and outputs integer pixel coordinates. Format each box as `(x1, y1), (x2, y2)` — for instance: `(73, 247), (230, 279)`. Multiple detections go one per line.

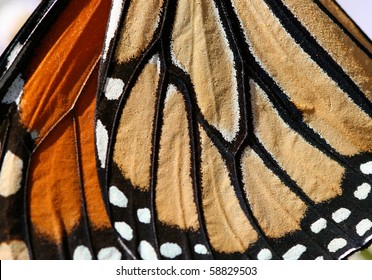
(0, 0), (371, 55)
(0, 0), (41, 54)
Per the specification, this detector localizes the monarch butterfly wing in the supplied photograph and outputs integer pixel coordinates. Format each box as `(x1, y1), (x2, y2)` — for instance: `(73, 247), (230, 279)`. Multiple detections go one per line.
(97, 0), (372, 260)
(0, 0), (130, 260)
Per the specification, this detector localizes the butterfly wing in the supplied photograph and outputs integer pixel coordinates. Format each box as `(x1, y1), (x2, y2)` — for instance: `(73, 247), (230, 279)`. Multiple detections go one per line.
(1, 0), (371, 260)
(96, 0), (372, 260)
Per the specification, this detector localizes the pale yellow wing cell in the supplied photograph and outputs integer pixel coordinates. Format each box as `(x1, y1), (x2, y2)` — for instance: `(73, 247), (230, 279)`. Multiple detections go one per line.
(172, 0), (240, 142)
(115, 0), (164, 63)
(156, 85), (199, 231)
(241, 148), (307, 238)
(113, 56), (160, 190)
(250, 80), (344, 203)
(200, 127), (257, 253)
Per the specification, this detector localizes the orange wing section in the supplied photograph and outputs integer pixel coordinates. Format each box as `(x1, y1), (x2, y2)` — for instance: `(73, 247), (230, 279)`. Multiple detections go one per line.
(20, 0), (111, 243)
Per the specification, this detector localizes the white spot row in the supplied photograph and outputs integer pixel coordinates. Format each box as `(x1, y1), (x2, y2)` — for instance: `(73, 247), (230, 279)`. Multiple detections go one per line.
(73, 246), (122, 260)
(310, 207), (350, 234)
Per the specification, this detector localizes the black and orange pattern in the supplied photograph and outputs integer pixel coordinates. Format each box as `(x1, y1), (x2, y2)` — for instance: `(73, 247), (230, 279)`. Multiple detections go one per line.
(0, 0), (371, 260)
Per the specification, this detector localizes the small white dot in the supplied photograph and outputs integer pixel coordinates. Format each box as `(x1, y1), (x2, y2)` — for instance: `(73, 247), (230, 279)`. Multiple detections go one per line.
(356, 219), (372, 236)
(310, 218), (327, 234)
(354, 183), (371, 200)
(315, 256), (324, 260)
(328, 238), (347, 253)
(282, 244), (307, 260)
(332, 208), (351, 223)
(114, 222), (133, 241)
(138, 241), (158, 260)
(257, 249), (272, 260)
(109, 186), (128, 208)
(360, 161), (372, 175)
(194, 244), (208, 255)
(160, 243), (182, 259)
(96, 120), (109, 169)
(137, 208), (151, 224)
(73, 245), (92, 260)
(0, 151), (23, 197)
(97, 247), (122, 260)
(104, 78), (125, 100)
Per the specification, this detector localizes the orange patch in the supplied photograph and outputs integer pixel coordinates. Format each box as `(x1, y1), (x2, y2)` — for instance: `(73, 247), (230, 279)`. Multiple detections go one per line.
(25, 0), (112, 242)
(20, 0), (111, 141)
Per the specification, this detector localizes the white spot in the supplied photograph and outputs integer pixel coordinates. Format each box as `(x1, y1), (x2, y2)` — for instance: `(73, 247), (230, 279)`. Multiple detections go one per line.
(315, 256), (324, 260)
(138, 241), (158, 260)
(332, 208), (351, 223)
(6, 43), (23, 70)
(360, 161), (372, 175)
(97, 247), (122, 260)
(257, 249), (272, 260)
(109, 186), (128, 208)
(96, 120), (109, 168)
(103, 0), (125, 61)
(2, 74), (24, 106)
(194, 244), (208, 255)
(356, 219), (372, 236)
(137, 208), (151, 224)
(282, 244), (307, 260)
(160, 243), (182, 259)
(354, 183), (371, 200)
(148, 54), (161, 73)
(73, 245), (92, 260)
(310, 218), (327, 234)
(114, 222), (133, 241)
(328, 238), (347, 253)
(0, 151), (23, 197)
(104, 78), (124, 100)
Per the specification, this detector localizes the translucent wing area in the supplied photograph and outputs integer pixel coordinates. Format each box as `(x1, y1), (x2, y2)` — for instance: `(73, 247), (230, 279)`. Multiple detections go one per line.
(96, 0), (372, 260)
